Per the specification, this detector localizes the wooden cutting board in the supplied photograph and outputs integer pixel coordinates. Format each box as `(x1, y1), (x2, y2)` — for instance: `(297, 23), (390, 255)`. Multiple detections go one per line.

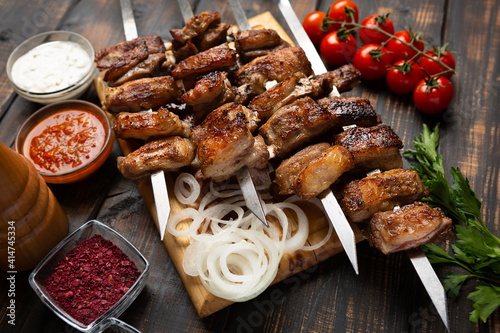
(94, 11), (365, 318)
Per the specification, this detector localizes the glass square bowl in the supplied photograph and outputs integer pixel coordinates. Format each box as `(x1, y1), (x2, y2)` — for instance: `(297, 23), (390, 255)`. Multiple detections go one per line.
(29, 220), (149, 332)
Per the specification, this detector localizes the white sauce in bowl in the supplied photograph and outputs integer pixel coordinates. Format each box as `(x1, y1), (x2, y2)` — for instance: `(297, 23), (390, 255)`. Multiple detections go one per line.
(11, 41), (92, 94)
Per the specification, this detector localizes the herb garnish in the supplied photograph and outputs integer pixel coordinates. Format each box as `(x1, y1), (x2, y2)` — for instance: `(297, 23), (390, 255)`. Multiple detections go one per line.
(403, 123), (500, 323)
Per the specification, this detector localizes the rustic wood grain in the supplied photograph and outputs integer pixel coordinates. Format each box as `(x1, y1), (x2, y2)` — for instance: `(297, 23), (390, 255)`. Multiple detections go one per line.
(0, 0), (499, 332)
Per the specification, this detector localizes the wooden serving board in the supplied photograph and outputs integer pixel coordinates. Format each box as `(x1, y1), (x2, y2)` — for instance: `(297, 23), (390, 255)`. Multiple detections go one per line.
(94, 11), (365, 318)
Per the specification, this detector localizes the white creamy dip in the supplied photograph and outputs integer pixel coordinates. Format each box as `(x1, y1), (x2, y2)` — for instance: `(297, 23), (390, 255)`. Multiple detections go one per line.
(11, 41), (91, 93)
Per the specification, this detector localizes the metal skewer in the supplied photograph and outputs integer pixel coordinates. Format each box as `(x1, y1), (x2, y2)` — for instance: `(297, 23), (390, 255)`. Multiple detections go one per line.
(175, 0), (268, 227)
(119, 0), (170, 241)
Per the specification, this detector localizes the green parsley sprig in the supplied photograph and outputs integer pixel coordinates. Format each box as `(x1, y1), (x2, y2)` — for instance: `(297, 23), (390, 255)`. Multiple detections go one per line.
(403, 123), (500, 323)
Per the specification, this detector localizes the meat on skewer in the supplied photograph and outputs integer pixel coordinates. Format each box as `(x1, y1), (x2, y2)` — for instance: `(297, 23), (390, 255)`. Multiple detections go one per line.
(95, 35), (166, 70)
(365, 202), (453, 255)
(171, 45), (238, 89)
(339, 169), (429, 223)
(333, 124), (404, 177)
(111, 52), (168, 87)
(103, 76), (183, 113)
(170, 11), (229, 61)
(181, 71), (236, 122)
(191, 102), (259, 145)
(293, 145), (354, 199)
(275, 142), (330, 195)
(196, 113), (269, 182)
(95, 35), (169, 86)
(113, 107), (192, 140)
(234, 46), (313, 98)
(117, 136), (196, 181)
(311, 63), (362, 97)
(248, 64), (362, 122)
(235, 29), (290, 62)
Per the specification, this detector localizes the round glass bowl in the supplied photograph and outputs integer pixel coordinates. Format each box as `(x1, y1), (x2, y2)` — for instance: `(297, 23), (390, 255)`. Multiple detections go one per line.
(15, 100), (114, 184)
(6, 31), (96, 104)
(29, 220), (149, 333)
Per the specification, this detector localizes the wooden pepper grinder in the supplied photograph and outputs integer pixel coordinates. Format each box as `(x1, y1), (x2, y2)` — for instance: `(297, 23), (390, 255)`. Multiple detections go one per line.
(0, 141), (68, 271)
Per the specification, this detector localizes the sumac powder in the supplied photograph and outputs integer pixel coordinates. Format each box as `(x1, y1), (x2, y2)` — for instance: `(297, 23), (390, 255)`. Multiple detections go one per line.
(43, 234), (141, 325)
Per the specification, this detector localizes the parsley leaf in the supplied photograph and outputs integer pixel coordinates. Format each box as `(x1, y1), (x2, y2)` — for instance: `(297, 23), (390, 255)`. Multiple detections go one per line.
(405, 123), (500, 323)
(468, 282), (500, 323)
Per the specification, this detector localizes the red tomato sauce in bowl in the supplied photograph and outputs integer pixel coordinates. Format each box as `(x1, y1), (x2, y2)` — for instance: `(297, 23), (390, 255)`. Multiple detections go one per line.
(16, 100), (114, 184)
(25, 109), (106, 174)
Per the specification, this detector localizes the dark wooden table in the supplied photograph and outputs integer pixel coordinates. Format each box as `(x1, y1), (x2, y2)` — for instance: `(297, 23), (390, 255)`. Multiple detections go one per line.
(1, 0), (499, 332)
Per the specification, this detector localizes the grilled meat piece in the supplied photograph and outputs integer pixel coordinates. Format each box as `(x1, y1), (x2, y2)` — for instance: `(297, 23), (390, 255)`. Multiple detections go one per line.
(234, 47), (313, 97)
(103, 76), (183, 113)
(248, 72), (319, 121)
(260, 97), (331, 157)
(171, 45), (237, 84)
(192, 102), (259, 145)
(365, 202), (453, 255)
(117, 136), (196, 181)
(311, 64), (361, 97)
(170, 11), (222, 45)
(197, 114), (269, 182)
(316, 97), (381, 128)
(112, 53), (168, 86)
(260, 95), (381, 157)
(95, 35), (166, 70)
(259, 97), (332, 157)
(181, 71), (235, 122)
(113, 107), (191, 140)
(294, 145), (354, 199)
(235, 29), (290, 62)
(334, 124), (403, 175)
(275, 142), (330, 195)
(103, 41), (149, 83)
(339, 169), (429, 223)
(249, 66), (363, 121)
(197, 21), (230, 53)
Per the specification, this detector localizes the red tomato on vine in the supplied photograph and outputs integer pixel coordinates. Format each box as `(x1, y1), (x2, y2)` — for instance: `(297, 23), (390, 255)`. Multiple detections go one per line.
(413, 76), (454, 114)
(386, 60), (424, 94)
(353, 44), (392, 80)
(359, 14), (395, 45)
(302, 11), (328, 45)
(386, 30), (424, 62)
(420, 46), (456, 79)
(327, 0), (359, 31)
(320, 30), (357, 66)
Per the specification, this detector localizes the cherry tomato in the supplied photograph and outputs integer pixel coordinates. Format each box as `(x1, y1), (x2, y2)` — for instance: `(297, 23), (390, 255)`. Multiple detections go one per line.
(353, 44), (392, 80)
(419, 48), (456, 79)
(327, 0), (359, 31)
(386, 30), (424, 63)
(413, 76), (454, 114)
(303, 11), (328, 45)
(320, 31), (357, 66)
(359, 14), (395, 45)
(386, 60), (424, 94)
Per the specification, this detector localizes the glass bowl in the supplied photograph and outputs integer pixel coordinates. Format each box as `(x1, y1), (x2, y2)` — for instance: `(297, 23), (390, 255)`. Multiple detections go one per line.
(15, 100), (114, 184)
(6, 30), (96, 104)
(29, 220), (149, 333)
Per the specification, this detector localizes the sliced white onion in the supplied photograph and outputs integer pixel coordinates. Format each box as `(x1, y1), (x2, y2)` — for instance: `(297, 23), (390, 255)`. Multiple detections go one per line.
(167, 207), (204, 237)
(284, 196), (334, 252)
(274, 202), (308, 253)
(169, 174), (323, 302)
(174, 173), (200, 205)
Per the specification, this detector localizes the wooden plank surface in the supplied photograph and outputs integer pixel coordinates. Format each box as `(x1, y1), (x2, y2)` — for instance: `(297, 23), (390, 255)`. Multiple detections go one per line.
(0, 0), (499, 332)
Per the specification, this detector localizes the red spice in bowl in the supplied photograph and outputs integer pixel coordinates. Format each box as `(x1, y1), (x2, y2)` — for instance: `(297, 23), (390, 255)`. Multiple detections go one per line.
(43, 234), (141, 326)
(29, 220), (148, 332)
